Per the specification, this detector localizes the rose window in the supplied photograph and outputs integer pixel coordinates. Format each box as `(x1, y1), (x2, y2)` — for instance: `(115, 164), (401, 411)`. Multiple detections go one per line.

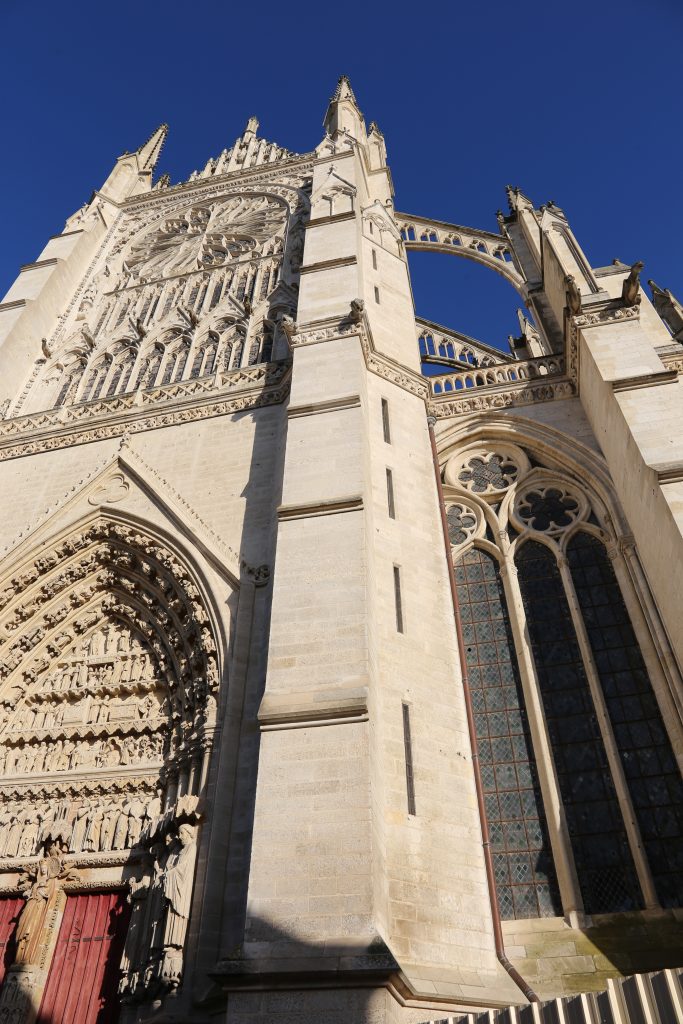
(446, 503), (478, 547)
(516, 487), (581, 533)
(458, 453), (518, 494)
(124, 195), (286, 281)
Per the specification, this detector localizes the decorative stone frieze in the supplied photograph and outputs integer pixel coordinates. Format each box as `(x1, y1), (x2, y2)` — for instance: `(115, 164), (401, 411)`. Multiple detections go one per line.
(429, 379), (574, 417)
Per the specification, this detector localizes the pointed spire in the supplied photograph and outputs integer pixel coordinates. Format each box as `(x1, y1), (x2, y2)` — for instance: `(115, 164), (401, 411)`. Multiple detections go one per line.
(332, 75), (358, 104)
(323, 75), (366, 141)
(244, 116), (259, 136)
(505, 185), (536, 215)
(508, 308), (544, 359)
(136, 123), (169, 171)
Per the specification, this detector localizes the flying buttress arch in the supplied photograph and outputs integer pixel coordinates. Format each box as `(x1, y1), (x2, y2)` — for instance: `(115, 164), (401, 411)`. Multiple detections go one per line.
(396, 211), (527, 296)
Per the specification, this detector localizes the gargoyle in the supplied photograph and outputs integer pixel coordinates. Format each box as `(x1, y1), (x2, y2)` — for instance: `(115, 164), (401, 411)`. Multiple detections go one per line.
(280, 315), (297, 341)
(349, 298), (365, 323)
(565, 275), (582, 316)
(622, 261), (644, 307)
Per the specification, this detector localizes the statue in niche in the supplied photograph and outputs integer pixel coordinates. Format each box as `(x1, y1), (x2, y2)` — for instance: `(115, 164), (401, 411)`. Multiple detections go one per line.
(124, 798), (146, 848)
(17, 811), (39, 858)
(113, 802), (131, 850)
(120, 825), (199, 998)
(14, 841), (78, 965)
(120, 842), (166, 1000)
(4, 810), (25, 859)
(84, 807), (104, 852)
(100, 801), (120, 851)
(69, 801), (91, 852)
(159, 824), (197, 987)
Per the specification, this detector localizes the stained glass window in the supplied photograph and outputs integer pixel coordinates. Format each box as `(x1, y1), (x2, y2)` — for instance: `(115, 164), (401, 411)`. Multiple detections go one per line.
(455, 548), (561, 919)
(567, 532), (683, 908)
(458, 454), (517, 493)
(515, 541), (642, 913)
(446, 504), (477, 547)
(516, 488), (579, 532)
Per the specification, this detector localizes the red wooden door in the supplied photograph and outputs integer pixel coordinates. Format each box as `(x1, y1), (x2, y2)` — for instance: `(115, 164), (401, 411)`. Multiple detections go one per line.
(38, 892), (131, 1024)
(0, 897), (23, 989)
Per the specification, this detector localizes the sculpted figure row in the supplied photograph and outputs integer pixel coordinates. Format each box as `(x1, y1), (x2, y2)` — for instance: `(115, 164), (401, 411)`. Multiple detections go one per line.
(0, 730), (165, 775)
(0, 792), (163, 858)
(11, 691), (165, 733)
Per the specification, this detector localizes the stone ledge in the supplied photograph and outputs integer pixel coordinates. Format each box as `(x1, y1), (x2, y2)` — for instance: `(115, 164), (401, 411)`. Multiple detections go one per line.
(300, 255), (357, 274)
(287, 394), (361, 418)
(308, 211), (357, 227)
(18, 258), (60, 273)
(611, 368), (679, 392)
(258, 684), (368, 727)
(277, 496), (363, 521)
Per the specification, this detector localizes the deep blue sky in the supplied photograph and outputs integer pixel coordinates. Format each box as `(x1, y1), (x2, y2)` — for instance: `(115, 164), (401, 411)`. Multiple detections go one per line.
(1, 0), (681, 354)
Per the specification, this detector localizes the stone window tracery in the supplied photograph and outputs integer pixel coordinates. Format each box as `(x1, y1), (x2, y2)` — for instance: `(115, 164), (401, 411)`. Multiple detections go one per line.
(445, 502), (478, 547)
(446, 441), (683, 920)
(567, 532), (683, 908)
(459, 454), (518, 494)
(34, 190), (296, 415)
(516, 486), (581, 534)
(445, 444), (529, 503)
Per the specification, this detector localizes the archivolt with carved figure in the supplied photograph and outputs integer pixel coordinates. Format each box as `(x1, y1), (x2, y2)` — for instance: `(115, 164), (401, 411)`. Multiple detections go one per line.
(0, 514), (222, 1002)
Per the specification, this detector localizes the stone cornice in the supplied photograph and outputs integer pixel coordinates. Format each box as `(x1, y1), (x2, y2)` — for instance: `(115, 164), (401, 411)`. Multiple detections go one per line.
(567, 301), (641, 383)
(659, 352), (683, 374)
(308, 211), (357, 228)
(0, 361), (291, 462)
(287, 314), (430, 400)
(18, 258), (60, 273)
(258, 684), (368, 729)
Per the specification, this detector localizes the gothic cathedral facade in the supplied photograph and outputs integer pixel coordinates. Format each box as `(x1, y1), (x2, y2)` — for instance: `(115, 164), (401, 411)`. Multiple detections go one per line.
(0, 78), (680, 1024)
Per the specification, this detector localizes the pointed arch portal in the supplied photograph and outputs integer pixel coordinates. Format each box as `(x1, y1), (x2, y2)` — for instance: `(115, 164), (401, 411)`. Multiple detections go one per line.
(0, 513), (222, 1002)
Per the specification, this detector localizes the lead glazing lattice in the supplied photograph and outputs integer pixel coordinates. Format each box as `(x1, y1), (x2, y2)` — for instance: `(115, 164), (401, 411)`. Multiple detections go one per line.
(568, 532), (683, 908)
(458, 454), (518, 495)
(515, 541), (643, 914)
(446, 504), (477, 547)
(455, 548), (561, 920)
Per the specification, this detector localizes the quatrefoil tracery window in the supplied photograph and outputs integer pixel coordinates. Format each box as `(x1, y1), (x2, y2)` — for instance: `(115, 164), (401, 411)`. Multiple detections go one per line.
(515, 486), (582, 535)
